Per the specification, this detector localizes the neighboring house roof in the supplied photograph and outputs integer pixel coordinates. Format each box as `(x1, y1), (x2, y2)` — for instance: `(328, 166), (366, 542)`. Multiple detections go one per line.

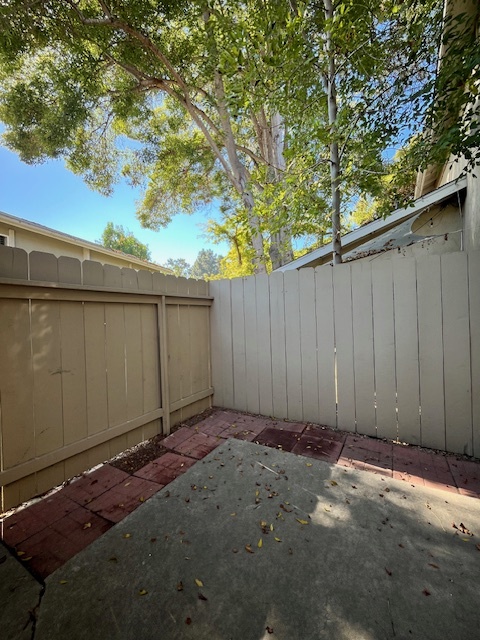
(275, 177), (467, 271)
(0, 209), (172, 274)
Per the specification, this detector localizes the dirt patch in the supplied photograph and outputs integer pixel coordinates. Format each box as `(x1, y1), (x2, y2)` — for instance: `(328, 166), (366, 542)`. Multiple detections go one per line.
(109, 407), (217, 474)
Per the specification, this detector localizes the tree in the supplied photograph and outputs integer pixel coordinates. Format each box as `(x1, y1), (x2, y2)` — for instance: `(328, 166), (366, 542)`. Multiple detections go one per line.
(190, 249), (221, 279)
(100, 221), (151, 260)
(163, 258), (191, 278)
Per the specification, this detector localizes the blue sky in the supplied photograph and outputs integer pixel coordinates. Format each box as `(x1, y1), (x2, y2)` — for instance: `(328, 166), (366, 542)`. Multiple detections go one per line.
(0, 139), (228, 266)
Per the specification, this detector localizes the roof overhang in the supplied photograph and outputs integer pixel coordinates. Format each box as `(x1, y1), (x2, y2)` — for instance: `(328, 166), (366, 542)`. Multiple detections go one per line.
(0, 209), (171, 273)
(275, 177), (467, 272)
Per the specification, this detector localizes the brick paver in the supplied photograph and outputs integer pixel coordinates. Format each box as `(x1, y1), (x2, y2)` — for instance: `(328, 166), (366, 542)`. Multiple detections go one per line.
(2, 407), (479, 581)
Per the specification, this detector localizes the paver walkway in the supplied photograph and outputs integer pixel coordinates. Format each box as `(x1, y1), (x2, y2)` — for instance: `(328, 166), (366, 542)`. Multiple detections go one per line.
(2, 408), (479, 581)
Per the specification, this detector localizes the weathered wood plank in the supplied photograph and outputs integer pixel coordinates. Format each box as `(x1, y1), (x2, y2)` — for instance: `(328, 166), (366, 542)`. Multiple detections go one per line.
(333, 263), (355, 432)
(417, 255), (445, 450)
(269, 272), (288, 418)
(469, 252), (480, 458)
(393, 258), (421, 445)
(351, 260), (376, 436)
(244, 276), (260, 415)
(255, 274), (274, 417)
(315, 266), (336, 428)
(371, 260), (397, 440)
(442, 252), (472, 455)
(299, 269), (318, 422)
(231, 278), (247, 411)
(60, 302), (88, 446)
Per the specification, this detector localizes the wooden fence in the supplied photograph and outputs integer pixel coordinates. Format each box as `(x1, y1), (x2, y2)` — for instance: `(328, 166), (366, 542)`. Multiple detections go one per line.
(0, 247), (212, 511)
(210, 250), (480, 458)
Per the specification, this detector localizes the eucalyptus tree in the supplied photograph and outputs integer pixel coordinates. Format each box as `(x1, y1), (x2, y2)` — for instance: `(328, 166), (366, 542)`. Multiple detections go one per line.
(0, 0), (315, 272)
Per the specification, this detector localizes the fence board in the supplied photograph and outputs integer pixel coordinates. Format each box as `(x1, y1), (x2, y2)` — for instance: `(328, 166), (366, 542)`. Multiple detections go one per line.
(60, 302), (88, 446)
(105, 304), (127, 429)
(216, 280), (234, 408)
(441, 252), (472, 455)
(244, 276), (260, 415)
(417, 255), (445, 450)
(141, 304), (160, 415)
(209, 281), (224, 407)
(351, 261), (376, 436)
(256, 274), (274, 417)
(84, 303), (109, 435)
(299, 269), (319, 422)
(166, 305), (182, 405)
(269, 272), (288, 418)
(0, 300), (35, 468)
(372, 260), (397, 440)
(190, 306), (210, 395)
(231, 278), (247, 410)
(393, 258), (421, 445)
(31, 301), (64, 456)
(315, 267), (336, 428)
(284, 270), (303, 421)
(469, 251), (480, 458)
(333, 263), (355, 431)
(124, 304), (144, 421)
(179, 306), (192, 401)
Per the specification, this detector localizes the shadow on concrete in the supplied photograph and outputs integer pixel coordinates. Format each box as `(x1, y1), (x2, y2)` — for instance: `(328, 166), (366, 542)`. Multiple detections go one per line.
(35, 440), (480, 640)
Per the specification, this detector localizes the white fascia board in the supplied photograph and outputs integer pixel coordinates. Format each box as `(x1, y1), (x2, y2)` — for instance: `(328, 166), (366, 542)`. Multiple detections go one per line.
(276, 177), (467, 272)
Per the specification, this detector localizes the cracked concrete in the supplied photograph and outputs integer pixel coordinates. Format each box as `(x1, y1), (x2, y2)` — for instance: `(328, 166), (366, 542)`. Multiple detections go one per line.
(0, 542), (43, 640)
(34, 439), (480, 640)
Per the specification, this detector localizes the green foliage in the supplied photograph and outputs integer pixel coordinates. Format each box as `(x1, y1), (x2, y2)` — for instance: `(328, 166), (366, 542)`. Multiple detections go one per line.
(163, 258), (191, 278)
(0, 0), (478, 269)
(100, 222), (151, 260)
(190, 249), (222, 279)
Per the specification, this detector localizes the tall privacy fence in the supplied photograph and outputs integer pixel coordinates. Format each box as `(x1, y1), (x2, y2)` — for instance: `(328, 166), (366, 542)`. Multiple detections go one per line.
(0, 247), (212, 511)
(210, 250), (480, 459)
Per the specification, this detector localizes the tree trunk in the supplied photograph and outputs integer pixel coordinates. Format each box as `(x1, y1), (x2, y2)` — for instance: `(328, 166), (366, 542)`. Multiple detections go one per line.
(324, 0), (342, 265)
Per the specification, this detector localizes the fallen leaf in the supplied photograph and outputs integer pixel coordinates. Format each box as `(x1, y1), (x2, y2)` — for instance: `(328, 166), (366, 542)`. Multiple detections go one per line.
(139, 496), (145, 503)
(270, 524), (274, 531)
(429, 563), (439, 569)
(257, 538), (263, 548)
(177, 581), (184, 591)
(274, 537), (282, 542)
(198, 593), (208, 601)
(138, 589), (148, 596)
(21, 556), (32, 562)
(296, 518), (309, 525)
(306, 463), (312, 467)
(194, 579), (204, 587)
(108, 556), (118, 563)
(422, 589), (431, 596)
(150, 537), (157, 543)
(59, 580), (68, 585)
(280, 504), (292, 513)
(185, 617), (192, 625)
(330, 480), (338, 486)
(83, 522), (92, 529)
(351, 485), (357, 489)
(245, 544), (254, 554)
(123, 533), (132, 539)
(230, 512), (237, 517)
(385, 568), (392, 576)
(324, 507), (331, 512)
(266, 626), (274, 634)
(17, 551), (25, 556)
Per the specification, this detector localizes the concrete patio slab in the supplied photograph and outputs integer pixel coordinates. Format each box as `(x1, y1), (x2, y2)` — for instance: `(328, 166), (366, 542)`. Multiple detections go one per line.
(0, 542), (42, 640)
(36, 439), (480, 640)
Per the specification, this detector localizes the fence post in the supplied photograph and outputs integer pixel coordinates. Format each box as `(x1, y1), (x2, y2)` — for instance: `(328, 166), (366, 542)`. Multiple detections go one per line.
(158, 295), (171, 435)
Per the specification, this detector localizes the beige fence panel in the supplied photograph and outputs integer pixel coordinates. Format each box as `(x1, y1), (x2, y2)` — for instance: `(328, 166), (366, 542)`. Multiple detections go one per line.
(392, 258), (421, 446)
(469, 252), (480, 457)
(333, 263), (356, 431)
(314, 266), (336, 428)
(351, 260), (376, 437)
(244, 275), (260, 415)
(417, 255), (446, 450)
(441, 252), (472, 455)
(0, 247), (212, 511)
(210, 250), (479, 457)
